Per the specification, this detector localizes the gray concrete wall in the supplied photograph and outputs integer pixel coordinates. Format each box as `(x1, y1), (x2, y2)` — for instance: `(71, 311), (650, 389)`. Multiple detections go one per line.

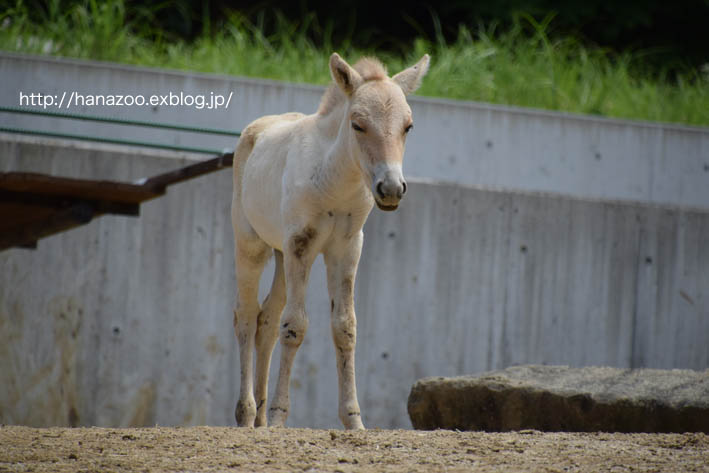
(1, 135), (707, 429)
(2, 52), (708, 209)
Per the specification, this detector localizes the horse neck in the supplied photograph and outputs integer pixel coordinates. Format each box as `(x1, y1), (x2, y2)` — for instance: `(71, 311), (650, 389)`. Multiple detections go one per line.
(315, 102), (364, 191)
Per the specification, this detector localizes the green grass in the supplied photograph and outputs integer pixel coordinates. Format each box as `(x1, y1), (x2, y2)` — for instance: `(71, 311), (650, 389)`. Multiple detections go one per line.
(2, 0), (708, 126)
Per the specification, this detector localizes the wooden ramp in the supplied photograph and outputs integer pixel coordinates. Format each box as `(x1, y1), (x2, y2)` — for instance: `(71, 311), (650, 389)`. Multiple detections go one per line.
(0, 152), (233, 251)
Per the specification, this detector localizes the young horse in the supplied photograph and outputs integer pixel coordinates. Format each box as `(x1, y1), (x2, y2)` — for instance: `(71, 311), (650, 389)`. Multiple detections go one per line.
(231, 52), (429, 429)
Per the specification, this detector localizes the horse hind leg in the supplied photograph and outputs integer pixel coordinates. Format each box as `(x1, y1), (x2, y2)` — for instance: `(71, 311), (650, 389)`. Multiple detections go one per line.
(233, 234), (270, 427)
(253, 249), (286, 427)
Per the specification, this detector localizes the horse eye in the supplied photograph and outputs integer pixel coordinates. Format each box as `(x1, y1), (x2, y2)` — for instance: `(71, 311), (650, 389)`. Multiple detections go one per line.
(352, 122), (365, 132)
(405, 124), (414, 133)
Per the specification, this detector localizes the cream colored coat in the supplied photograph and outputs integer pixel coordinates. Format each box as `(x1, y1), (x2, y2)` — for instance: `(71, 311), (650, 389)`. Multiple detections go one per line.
(231, 52), (429, 429)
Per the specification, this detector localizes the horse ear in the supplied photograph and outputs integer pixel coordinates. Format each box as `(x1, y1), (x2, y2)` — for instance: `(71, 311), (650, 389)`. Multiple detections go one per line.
(392, 54), (430, 95)
(330, 53), (363, 96)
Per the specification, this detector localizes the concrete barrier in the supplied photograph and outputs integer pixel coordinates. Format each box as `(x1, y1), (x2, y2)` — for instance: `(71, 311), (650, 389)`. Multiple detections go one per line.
(2, 52), (708, 208)
(1, 134), (707, 429)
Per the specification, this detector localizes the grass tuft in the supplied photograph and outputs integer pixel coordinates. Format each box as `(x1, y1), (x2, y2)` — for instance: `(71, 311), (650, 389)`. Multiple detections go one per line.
(1, 0), (707, 126)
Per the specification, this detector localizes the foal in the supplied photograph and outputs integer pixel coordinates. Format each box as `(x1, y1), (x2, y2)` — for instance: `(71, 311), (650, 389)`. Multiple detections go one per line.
(231, 52), (429, 429)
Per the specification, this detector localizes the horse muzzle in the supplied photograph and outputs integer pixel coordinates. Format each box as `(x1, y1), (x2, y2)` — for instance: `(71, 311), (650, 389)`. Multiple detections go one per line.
(372, 168), (407, 211)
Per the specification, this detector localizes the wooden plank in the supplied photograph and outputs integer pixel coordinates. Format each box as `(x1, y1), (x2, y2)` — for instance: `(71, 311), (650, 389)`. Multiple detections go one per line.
(0, 190), (140, 216)
(0, 172), (162, 204)
(0, 154), (233, 250)
(144, 152), (233, 191)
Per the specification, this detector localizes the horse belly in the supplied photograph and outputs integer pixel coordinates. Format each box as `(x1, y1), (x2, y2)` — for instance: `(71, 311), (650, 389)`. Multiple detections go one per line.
(241, 150), (285, 251)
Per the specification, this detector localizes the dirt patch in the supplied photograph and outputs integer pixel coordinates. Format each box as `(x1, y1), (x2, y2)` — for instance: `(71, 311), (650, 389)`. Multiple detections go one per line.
(1, 426), (707, 472)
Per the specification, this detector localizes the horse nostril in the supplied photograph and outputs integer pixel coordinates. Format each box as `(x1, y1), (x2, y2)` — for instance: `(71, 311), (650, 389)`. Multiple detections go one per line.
(401, 180), (407, 195)
(376, 181), (386, 199)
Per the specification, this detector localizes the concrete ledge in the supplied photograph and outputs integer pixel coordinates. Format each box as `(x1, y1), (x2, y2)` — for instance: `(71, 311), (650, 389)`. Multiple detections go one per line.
(408, 365), (709, 433)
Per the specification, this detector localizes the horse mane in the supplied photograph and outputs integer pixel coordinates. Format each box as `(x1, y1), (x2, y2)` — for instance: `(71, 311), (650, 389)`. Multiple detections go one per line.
(317, 57), (388, 115)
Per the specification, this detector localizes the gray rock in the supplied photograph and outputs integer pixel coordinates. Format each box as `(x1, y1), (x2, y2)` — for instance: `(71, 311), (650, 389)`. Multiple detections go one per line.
(407, 365), (709, 432)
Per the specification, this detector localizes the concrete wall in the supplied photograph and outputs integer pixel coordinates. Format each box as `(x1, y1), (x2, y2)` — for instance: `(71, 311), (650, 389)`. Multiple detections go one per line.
(2, 52), (708, 209)
(1, 135), (707, 429)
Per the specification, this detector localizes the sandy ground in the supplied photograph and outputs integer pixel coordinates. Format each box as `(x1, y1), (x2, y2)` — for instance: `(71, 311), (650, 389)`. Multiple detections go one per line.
(1, 426), (707, 472)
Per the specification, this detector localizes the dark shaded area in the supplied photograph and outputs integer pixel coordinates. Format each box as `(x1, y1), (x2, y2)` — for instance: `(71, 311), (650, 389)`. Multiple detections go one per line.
(11, 0), (709, 70)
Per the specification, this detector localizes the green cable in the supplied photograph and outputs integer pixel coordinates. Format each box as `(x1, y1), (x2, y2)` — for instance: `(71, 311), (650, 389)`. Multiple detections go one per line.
(0, 126), (232, 155)
(0, 106), (241, 137)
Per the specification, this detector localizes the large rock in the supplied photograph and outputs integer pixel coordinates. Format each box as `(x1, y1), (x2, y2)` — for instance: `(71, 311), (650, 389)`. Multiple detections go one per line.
(408, 365), (709, 433)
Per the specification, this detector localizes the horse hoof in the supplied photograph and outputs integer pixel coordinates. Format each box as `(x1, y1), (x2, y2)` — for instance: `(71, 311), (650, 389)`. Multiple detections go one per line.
(235, 400), (256, 427)
(268, 406), (289, 427)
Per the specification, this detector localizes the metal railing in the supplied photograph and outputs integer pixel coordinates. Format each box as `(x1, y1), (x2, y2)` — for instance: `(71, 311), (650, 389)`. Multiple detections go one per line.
(0, 106), (240, 155)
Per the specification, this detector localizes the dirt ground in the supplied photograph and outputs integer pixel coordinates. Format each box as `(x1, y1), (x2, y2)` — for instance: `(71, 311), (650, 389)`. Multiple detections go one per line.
(1, 426), (707, 472)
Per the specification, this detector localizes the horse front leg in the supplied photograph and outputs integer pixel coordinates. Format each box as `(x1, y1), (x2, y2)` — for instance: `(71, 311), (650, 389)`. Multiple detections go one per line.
(325, 231), (365, 430)
(268, 225), (320, 427)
